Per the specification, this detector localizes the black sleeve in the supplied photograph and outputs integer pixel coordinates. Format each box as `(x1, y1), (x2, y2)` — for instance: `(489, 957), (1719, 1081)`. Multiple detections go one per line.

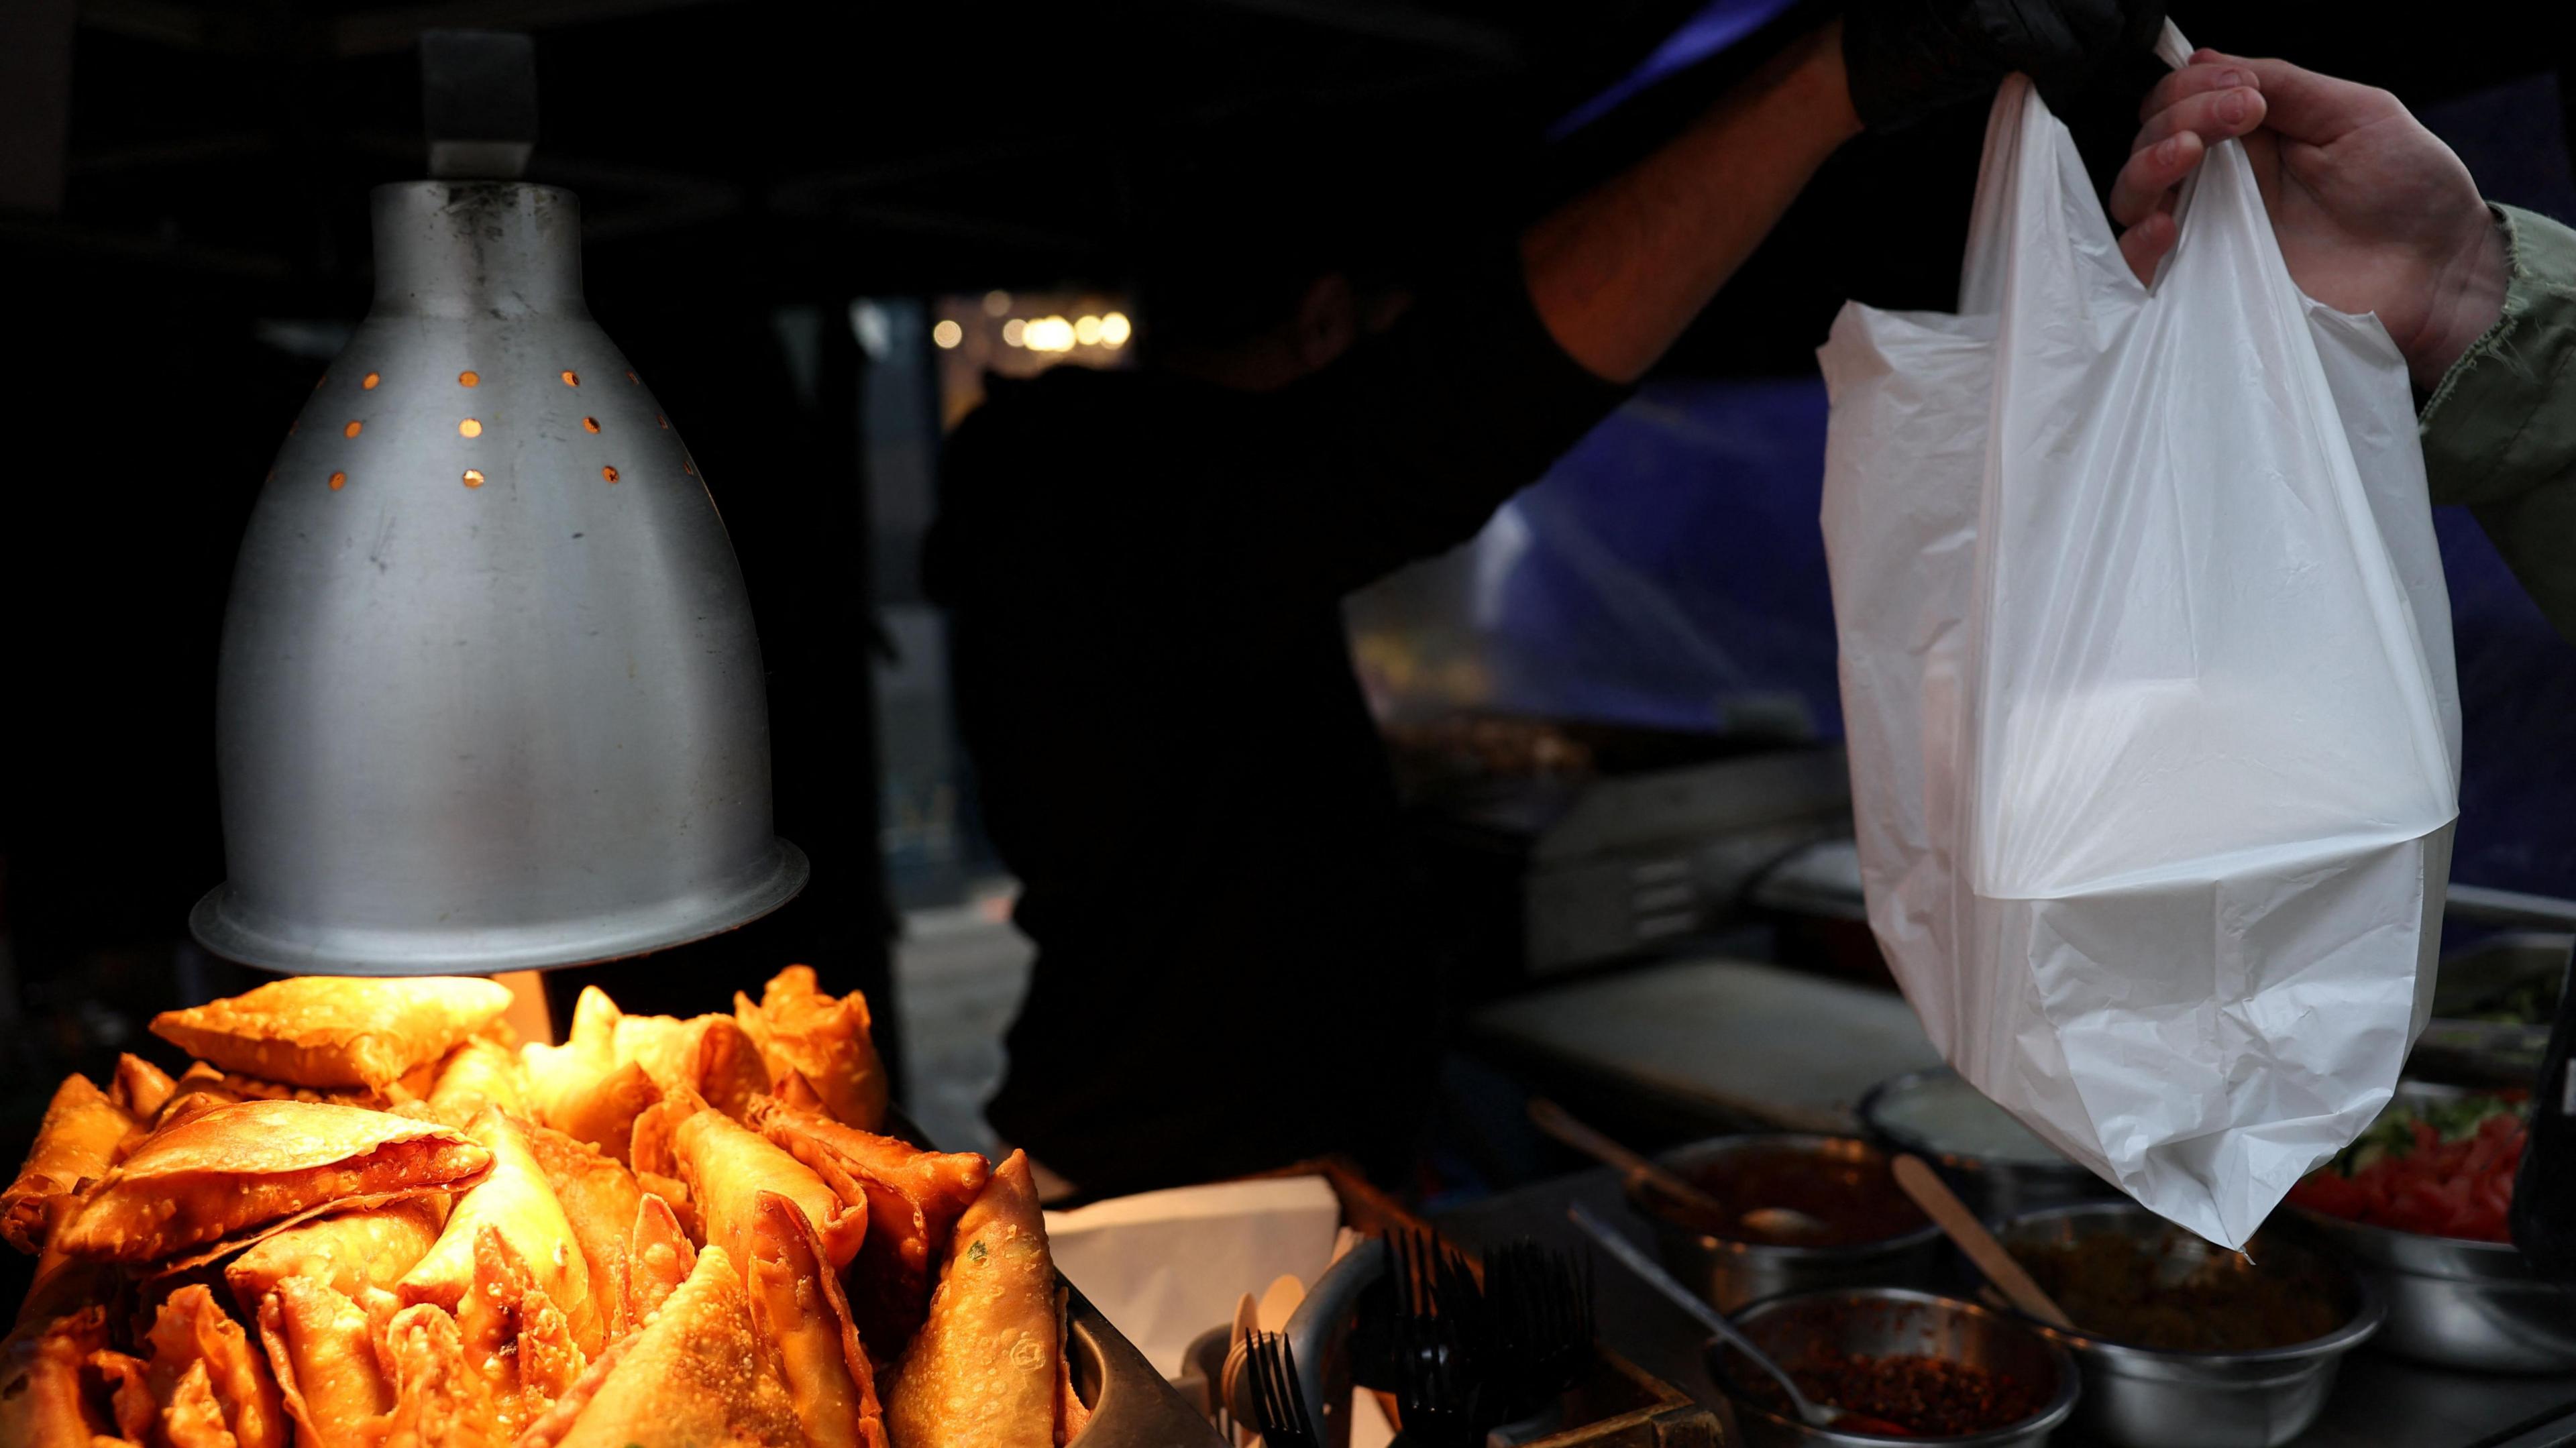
(1189, 239), (1635, 605)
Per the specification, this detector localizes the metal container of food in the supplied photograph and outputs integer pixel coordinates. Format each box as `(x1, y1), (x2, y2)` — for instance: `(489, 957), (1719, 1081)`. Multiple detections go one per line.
(1857, 1069), (2108, 1222)
(1629, 1135), (1942, 1312)
(1998, 1203), (2382, 1448)
(1706, 1287), (2078, 1447)
(2290, 1207), (2576, 1373)
(2409, 931), (2569, 1086)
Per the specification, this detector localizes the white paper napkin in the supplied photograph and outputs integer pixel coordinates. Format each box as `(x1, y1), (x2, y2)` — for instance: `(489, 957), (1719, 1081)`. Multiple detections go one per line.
(1045, 1175), (1341, 1378)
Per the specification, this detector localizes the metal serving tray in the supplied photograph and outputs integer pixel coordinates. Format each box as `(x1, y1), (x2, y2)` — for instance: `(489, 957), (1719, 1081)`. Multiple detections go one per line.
(1065, 1284), (1228, 1448)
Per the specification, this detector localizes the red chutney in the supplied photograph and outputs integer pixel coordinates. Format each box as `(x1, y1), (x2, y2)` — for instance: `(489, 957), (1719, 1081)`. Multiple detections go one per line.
(1662, 1146), (1929, 1247)
(1741, 1351), (2049, 1437)
(2289, 1111), (2522, 1243)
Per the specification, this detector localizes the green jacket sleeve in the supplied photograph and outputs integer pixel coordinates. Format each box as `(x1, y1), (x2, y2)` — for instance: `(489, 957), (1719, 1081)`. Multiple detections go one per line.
(2419, 204), (2576, 642)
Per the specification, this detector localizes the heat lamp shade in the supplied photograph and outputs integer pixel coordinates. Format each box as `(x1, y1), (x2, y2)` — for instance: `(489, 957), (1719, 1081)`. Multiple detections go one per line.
(191, 181), (806, 974)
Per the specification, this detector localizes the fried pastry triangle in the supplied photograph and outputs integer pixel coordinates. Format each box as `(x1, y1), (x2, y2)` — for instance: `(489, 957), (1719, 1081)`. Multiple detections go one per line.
(884, 1152), (1057, 1448)
(54, 1101), (488, 1266)
(152, 977), (512, 1090)
(546, 1245), (802, 1448)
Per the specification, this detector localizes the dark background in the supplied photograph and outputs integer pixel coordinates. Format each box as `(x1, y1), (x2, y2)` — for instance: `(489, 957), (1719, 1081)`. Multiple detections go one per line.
(4, 0), (2572, 1254)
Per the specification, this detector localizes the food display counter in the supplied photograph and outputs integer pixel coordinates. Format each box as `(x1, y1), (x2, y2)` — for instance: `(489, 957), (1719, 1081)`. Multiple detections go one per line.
(1437, 1168), (2576, 1448)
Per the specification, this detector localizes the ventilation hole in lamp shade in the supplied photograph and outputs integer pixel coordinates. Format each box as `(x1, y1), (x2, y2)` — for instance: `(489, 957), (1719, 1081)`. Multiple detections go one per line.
(328, 471), (346, 490)
(314, 374), (327, 390)
(463, 469), (485, 488)
(459, 419), (483, 438)
(362, 372), (380, 390)
(460, 370), (480, 387)
(561, 370), (580, 386)
(626, 370), (639, 384)
(287, 421), (299, 436)
(657, 414), (668, 429)
(682, 459), (695, 476)
(602, 465), (619, 483)
(582, 417), (600, 433)
(343, 421), (363, 437)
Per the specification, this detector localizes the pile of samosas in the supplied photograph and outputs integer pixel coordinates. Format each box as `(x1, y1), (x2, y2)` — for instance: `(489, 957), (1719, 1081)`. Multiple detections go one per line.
(1, 968), (1083, 1448)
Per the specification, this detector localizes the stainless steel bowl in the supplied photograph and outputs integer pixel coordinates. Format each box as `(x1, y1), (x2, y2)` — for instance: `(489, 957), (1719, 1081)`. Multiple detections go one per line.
(1857, 1069), (2109, 1222)
(1629, 1135), (1941, 1313)
(2290, 1208), (2576, 1373)
(1706, 1287), (2078, 1447)
(2284, 1077), (2576, 1371)
(2412, 932), (2568, 1087)
(1998, 1203), (2383, 1448)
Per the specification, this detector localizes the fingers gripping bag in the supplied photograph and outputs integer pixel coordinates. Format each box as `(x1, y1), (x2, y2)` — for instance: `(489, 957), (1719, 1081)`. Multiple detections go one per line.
(1817, 25), (2461, 1249)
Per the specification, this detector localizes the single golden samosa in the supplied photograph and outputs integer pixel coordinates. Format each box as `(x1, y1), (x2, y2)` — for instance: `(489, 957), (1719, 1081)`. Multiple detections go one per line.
(540, 1245), (804, 1448)
(134, 1284), (290, 1448)
(651, 1093), (865, 1278)
(745, 1191), (887, 1448)
(749, 1098), (987, 1359)
(224, 1197), (444, 1323)
(257, 1276), (394, 1448)
(424, 1038), (531, 1127)
(53, 1101), (488, 1266)
(885, 1152), (1058, 1448)
(613, 1013), (769, 1121)
(399, 1107), (600, 1355)
(523, 988), (661, 1163)
(523, 1125), (644, 1342)
(111, 1054), (179, 1123)
(152, 977), (512, 1090)
(733, 966), (890, 1131)
(0, 1308), (119, 1448)
(1, 1074), (133, 1254)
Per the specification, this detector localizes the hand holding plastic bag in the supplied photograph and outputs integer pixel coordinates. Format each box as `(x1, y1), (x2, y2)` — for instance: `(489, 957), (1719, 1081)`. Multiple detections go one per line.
(1818, 24), (2461, 1248)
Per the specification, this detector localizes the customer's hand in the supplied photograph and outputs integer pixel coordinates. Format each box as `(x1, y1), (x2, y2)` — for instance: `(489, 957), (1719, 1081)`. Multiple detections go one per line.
(1843, 0), (2165, 132)
(2112, 51), (2508, 390)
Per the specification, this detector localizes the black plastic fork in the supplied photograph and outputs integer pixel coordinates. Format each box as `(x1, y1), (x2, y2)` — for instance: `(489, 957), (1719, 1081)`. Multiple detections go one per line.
(1244, 1328), (1320, 1448)
(1483, 1238), (1595, 1420)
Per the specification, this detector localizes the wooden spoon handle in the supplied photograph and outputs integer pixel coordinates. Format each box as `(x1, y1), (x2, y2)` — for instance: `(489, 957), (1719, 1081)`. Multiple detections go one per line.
(1890, 1154), (2075, 1331)
(1529, 1099), (1733, 1218)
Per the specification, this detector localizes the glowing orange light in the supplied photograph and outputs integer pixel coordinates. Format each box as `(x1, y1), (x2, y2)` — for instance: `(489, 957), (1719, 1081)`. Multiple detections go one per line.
(657, 414), (668, 429)
(362, 372), (380, 390)
(343, 421), (363, 438)
(462, 469), (485, 488)
(561, 370), (580, 387)
(459, 419), (483, 438)
(583, 417), (600, 433)
(327, 471), (346, 490)
(602, 465), (619, 483)
(459, 370), (480, 387)
(626, 370), (639, 384)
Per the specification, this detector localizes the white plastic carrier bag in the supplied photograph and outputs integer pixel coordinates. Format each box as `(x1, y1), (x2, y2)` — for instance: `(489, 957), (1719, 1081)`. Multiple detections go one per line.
(1817, 24), (2462, 1249)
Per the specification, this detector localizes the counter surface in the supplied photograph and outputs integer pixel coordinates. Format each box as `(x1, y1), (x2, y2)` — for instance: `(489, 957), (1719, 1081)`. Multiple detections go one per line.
(1436, 1166), (2576, 1448)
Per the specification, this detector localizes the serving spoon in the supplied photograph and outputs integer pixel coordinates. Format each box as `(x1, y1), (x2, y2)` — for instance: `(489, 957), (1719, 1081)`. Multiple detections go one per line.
(1567, 1205), (1913, 1438)
(1888, 1155), (2074, 1329)
(1529, 1099), (1829, 1239)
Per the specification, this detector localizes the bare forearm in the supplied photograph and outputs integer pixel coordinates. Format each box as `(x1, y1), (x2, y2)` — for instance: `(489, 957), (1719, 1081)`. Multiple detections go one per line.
(1519, 23), (1864, 384)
